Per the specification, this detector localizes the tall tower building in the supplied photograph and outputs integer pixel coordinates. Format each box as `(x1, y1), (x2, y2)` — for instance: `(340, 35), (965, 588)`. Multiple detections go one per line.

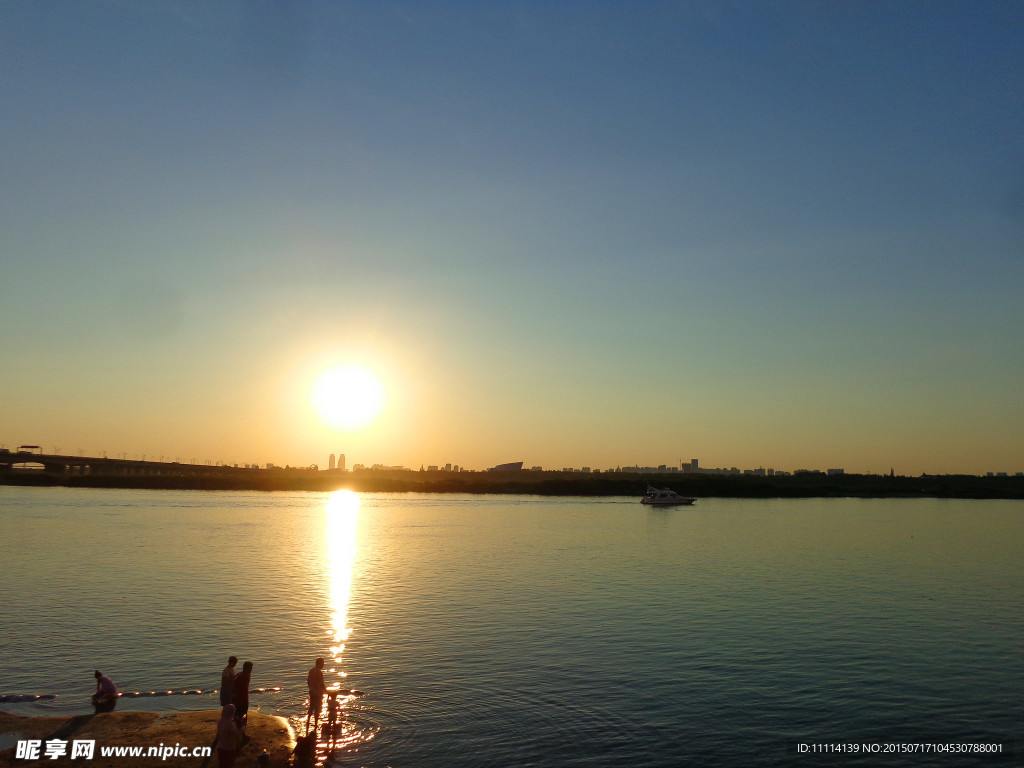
(329, 454), (336, 471)
(337, 453), (346, 472)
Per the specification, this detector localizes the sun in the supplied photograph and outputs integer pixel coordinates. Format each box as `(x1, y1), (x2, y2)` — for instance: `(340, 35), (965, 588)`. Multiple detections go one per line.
(312, 364), (386, 430)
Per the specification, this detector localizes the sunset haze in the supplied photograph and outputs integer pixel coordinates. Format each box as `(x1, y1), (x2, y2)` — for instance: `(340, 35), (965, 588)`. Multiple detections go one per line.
(2, 2), (1022, 475)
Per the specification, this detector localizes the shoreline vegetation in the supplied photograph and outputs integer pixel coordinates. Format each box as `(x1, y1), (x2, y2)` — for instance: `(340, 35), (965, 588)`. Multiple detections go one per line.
(3, 468), (1023, 499)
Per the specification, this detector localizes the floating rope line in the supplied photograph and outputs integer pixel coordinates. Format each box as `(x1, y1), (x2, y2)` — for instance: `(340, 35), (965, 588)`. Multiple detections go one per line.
(121, 687), (283, 698)
(0, 687), (292, 703)
(0, 694), (58, 703)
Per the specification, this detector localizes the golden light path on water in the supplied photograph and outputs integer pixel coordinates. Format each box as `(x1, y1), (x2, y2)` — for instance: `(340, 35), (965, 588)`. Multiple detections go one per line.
(316, 489), (371, 758)
(326, 490), (360, 668)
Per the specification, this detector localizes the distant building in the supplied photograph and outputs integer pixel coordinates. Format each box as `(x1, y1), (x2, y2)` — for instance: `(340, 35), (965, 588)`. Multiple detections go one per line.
(827, 468), (845, 476)
(489, 461), (524, 472)
(337, 453), (346, 471)
(329, 453), (336, 471)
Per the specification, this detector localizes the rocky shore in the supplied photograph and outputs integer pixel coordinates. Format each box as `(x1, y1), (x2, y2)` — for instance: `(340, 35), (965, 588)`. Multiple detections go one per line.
(0, 710), (294, 767)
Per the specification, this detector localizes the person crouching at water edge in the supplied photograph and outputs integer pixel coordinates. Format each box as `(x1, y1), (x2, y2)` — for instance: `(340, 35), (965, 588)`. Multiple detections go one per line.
(231, 661), (253, 727)
(216, 704), (243, 767)
(92, 670), (118, 712)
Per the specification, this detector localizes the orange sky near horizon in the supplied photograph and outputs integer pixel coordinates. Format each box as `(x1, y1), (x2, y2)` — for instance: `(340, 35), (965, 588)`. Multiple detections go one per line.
(1, 4), (1022, 478)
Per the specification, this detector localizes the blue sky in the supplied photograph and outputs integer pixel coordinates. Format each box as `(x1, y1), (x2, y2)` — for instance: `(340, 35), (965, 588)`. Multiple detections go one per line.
(2, 1), (1022, 474)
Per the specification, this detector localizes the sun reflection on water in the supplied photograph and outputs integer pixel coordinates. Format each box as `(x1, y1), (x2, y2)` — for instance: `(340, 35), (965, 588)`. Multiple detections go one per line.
(325, 490), (360, 676)
(310, 490), (379, 760)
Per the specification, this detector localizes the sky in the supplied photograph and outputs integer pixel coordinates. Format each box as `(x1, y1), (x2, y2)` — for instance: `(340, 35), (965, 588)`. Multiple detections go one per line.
(1, 1), (1022, 475)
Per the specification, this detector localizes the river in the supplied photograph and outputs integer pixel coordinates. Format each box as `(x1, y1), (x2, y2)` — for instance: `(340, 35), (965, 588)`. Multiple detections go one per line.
(1, 487), (1021, 766)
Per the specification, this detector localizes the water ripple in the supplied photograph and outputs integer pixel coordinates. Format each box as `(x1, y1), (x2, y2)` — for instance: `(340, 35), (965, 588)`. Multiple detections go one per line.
(1, 490), (1022, 767)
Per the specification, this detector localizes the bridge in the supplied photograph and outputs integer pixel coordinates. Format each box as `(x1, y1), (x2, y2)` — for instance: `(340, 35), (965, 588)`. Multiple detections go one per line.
(0, 448), (262, 478)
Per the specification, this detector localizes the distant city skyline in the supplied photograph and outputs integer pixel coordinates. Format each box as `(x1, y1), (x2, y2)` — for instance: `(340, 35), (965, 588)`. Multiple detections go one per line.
(3, 442), (1021, 479)
(2, 3), (1021, 478)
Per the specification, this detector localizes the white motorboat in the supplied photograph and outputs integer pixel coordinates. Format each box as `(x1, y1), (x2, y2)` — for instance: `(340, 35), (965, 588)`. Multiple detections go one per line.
(640, 485), (696, 506)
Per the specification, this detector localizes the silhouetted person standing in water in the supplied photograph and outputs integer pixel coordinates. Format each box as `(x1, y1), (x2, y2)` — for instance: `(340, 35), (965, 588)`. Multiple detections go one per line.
(92, 670), (118, 712)
(306, 657), (326, 732)
(232, 661), (253, 727)
(220, 656), (237, 707)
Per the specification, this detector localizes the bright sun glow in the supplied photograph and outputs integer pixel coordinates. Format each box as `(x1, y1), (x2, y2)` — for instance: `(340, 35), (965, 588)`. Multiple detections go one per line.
(312, 364), (386, 430)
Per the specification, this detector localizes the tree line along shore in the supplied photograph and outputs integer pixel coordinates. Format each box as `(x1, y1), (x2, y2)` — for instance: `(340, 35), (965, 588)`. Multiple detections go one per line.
(3, 468), (1023, 499)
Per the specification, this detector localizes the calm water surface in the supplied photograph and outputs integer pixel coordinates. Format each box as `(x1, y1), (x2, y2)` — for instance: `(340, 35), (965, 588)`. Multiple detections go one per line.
(1, 487), (1022, 766)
